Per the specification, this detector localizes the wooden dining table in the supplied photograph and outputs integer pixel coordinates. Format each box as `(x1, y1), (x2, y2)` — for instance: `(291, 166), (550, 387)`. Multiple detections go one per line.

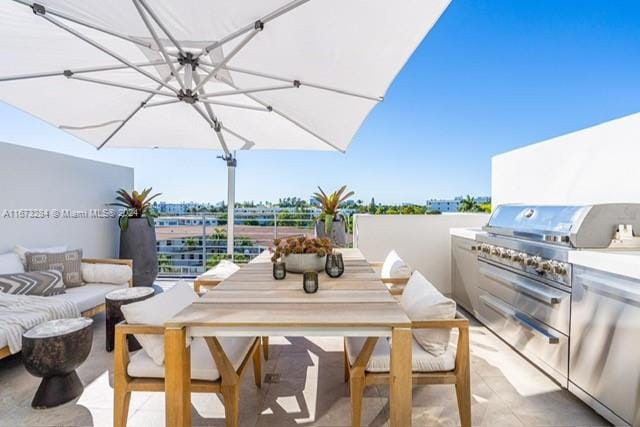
(164, 248), (412, 426)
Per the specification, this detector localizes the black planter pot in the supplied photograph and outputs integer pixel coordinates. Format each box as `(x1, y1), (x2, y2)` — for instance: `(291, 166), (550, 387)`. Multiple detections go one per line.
(315, 217), (348, 247)
(119, 217), (158, 287)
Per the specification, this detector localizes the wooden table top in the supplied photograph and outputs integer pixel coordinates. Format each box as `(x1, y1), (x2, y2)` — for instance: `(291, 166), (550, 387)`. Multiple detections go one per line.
(166, 248), (410, 329)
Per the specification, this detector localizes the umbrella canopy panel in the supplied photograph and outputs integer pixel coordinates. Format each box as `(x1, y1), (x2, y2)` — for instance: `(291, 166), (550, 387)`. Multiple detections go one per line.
(0, 0), (451, 153)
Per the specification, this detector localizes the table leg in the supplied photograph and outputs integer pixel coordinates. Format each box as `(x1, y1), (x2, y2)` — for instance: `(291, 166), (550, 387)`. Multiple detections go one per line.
(390, 327), (412, 426)
(165, 327), (191, 427)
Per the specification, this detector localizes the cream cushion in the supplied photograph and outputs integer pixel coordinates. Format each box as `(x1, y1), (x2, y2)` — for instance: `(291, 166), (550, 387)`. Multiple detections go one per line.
(127, 336), (255, 381)
(380, 250), (411, 278)
(345, 336), (455, 373)
(0, 252), (25, 274)
(400, 271), (456, 356)
(121, 282), (198, 366)
(51, 283), (127, 312)
(81, 262), (132, 285)
(13, 245), (68, 268)
(199, 260), (240, 280)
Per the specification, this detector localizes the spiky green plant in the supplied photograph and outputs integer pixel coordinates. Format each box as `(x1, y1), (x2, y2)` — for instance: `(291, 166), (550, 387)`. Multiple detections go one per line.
(109, 188), (161, 231)
(312, 185), (354, 234)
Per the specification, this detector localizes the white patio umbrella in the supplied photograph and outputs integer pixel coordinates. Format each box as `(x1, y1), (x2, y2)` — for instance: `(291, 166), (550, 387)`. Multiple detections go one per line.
(0, 0), (450, 256)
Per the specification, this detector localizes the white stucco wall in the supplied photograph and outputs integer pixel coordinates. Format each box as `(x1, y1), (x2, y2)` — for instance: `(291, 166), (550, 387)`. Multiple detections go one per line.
(0, 142), (134, 258)
(492, 112), (640, 206)
(353, 213), (490, 294)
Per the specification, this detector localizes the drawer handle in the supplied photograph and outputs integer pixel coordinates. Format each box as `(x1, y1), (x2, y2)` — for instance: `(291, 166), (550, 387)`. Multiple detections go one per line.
(480, 295), (560, 344)
(480, 265), (562, 305)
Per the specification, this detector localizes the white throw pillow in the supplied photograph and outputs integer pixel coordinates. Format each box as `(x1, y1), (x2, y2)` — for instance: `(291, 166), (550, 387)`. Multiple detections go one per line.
(380, 250), (411, 278)
(200, 260), (240, 279)
(81, 263), (132, 284)
(400, 271), (456, 356)
(0, 252), (25, 274)
(121, 282), (198, 366)
(14, 245), (68, 268)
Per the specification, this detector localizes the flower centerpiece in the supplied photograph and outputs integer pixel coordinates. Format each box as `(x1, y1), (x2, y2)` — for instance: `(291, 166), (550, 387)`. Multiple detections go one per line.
(271, 236), (333, 273)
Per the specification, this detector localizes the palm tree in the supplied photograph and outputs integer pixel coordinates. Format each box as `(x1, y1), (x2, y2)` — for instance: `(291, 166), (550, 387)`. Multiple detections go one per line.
(458, 195), (480, 212)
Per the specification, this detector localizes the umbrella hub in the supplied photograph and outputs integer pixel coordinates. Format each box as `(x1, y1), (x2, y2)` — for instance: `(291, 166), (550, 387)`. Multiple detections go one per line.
(177, 52), (199, 70)
(177, 89), (198, 104)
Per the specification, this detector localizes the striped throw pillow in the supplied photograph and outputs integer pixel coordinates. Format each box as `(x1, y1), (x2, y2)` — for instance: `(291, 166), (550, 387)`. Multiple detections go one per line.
(0, 270), (65, 296)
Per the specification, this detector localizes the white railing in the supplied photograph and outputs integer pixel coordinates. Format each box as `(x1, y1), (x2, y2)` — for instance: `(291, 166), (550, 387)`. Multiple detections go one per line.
(156, 210), (325, 277)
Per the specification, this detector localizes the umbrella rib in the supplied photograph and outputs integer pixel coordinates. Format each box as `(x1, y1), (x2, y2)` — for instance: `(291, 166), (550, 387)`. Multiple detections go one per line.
(194, 29), (260, 92)
(137, 0), (185, 56)
(68, 74), (176, 97)
(144, 99), (182, 108)
(199, 99), (270, 112)
(190, 103), (232, 156)
(199, 62), (383, 102)
(31, 7), (179, 95)
(97, 65), (184, 150)
(199, 84), (295, 98)
(201, 0), (312, 56)
(132, 0), (185, 90)
(192, 71), (231, 156)
(220, 79), (344, 152)
(0, 60), (172, 83)
(13, 0), (155, 51)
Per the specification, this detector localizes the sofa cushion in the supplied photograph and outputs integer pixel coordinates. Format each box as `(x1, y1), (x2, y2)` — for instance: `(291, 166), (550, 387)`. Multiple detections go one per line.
(0, 252), (25, 275)
(0, 270), (65, 296)
(13, 245), (68, 268)
(81, 263), (132, 285)
(26, 249), (83, 288)
(127, 336), (255, 381)
(345, 336), (455, 373)
(121, 282), (198, 366)
(400, 271), (456, 356)
(50, 283), (127, 312)
(380, 250), (411, 279)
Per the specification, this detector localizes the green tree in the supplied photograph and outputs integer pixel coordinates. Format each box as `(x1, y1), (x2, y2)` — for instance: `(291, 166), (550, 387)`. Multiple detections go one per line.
(458, 195), (480, 213)
(158, 254), (173, 273)
(184, 237), (198, 251)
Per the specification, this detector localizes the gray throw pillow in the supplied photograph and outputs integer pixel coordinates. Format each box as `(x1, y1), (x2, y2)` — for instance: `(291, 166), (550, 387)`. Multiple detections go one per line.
(0, 270), (65, 296)
(26, 249), (83, 288)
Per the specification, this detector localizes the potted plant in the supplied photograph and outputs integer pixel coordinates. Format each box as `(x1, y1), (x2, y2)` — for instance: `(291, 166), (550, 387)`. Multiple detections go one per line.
(110, 188), (161, 287)
(312, 185), (354, 247)
(270, 236), (332, 273)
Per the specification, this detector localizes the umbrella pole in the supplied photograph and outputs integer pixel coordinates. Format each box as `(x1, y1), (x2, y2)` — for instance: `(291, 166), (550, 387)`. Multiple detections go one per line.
(225, 153), (237, 258)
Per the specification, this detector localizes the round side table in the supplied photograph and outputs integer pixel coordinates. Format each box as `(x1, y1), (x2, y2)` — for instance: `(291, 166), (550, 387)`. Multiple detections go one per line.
(22, 318), (93, 408)
(105, 287), (155, 352)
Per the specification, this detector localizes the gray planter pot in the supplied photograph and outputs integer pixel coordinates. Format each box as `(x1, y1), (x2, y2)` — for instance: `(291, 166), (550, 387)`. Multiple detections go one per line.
(283, 253), (326, 273)
(315, 217), (348, 247)
(119, 218), (158, 287)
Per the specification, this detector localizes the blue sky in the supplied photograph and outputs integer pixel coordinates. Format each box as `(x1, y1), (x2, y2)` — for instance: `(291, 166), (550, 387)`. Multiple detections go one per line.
(2, 0), (640, 204)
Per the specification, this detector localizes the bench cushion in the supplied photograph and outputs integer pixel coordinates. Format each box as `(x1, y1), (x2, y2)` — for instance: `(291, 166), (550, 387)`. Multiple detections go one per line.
(199, 260), (240, 280)
(345, 336), (455, 373)
(380, 250), (411, 279)
(127, 336), (255, 381)
(81, 263), (132, 285)
(51, 283), (127, 312)
(0, 252), (25, 275)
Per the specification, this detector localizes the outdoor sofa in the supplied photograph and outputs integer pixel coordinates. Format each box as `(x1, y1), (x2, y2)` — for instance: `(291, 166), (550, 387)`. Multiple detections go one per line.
(0, 246), (132, 360)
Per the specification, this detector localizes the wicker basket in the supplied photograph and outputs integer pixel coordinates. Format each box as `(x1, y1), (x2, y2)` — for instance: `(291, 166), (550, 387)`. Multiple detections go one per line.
(283, 253), (326, 273)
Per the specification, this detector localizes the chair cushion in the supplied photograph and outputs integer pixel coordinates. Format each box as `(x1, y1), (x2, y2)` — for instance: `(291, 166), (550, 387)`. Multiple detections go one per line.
(127, 336), (255, 381)
(380, 250), (411, 279)
(0, 252), (25, 275)
(199, 260), (240, 280)
(121, 282), (198, 366)
(50, 283), (127, 312)
(13, 245), (68, 268)
(400, 271), (456, 356)
(345, 336), (455, 373)
(81, 262), (132, 285)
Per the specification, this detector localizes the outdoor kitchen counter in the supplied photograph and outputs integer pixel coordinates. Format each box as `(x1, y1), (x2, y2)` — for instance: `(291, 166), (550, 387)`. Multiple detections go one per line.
(450, 227), (485, 240)
(569, 250), (640, 280)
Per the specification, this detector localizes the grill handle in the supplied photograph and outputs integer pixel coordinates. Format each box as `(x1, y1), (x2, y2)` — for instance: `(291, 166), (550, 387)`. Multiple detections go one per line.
(479, 294), (560, 344)
(479, 263), (563, 305)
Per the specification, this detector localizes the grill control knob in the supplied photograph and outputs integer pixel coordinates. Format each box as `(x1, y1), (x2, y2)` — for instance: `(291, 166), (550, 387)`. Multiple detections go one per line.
(526, 256), (541, 268)
(540, 261), (553, 272)
(553, 262), (568, 275)
(491, 247), (500, 256)
(501, 249), (512, 259)
(511, 252), (526, 263)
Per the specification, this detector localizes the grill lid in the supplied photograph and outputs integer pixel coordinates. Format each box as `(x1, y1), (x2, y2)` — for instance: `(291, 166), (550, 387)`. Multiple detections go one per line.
(484, 204), (640, 248)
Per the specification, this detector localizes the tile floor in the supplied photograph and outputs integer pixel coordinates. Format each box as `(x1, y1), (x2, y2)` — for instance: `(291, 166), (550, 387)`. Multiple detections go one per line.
(0, 313), (610, 427)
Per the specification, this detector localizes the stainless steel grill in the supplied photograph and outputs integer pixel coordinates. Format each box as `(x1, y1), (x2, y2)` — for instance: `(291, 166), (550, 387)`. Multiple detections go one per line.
(472, 203), (640, 385)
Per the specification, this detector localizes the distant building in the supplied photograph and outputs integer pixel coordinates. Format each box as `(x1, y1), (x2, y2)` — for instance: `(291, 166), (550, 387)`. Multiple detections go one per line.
(426, 196), (491, 213)
(155, 202), (209, 215)
(155, 216), (218, 227)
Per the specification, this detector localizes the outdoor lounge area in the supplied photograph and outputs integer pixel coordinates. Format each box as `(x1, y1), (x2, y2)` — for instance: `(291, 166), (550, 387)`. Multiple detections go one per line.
(2, 1), (640, 427)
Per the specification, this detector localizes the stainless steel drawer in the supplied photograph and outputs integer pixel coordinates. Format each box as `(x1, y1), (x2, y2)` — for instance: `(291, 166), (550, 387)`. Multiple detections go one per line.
(479, 261), (571, 335)
(477, 290), (569, 384)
